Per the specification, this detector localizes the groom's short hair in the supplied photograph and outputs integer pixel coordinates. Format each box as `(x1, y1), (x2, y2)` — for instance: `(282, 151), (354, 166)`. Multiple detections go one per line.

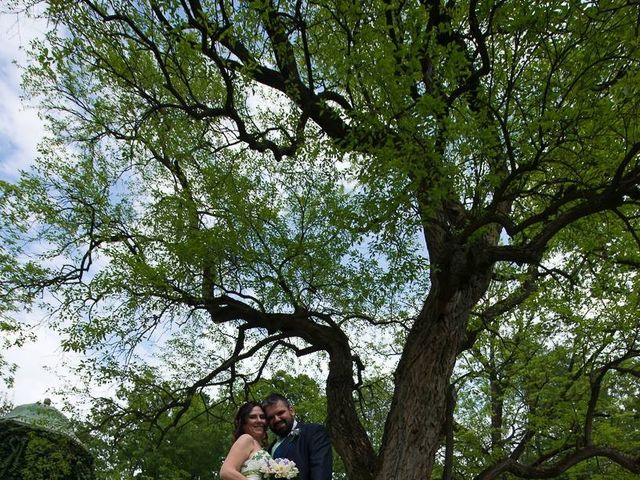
(262, 392), (291, 408)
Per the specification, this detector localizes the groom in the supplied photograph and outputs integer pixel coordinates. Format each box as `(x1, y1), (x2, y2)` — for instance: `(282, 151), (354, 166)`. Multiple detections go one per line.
(262, 393), (332, 480)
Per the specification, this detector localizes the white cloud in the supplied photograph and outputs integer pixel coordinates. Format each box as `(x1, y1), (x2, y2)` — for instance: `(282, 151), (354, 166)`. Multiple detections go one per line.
(0, 10), (47, 180)
(3, 319), (81, 406)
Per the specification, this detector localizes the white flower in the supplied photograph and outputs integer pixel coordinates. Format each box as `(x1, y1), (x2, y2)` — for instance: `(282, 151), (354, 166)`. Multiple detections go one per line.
(260, 458), (299, 479)
(289, 428), (301, 437)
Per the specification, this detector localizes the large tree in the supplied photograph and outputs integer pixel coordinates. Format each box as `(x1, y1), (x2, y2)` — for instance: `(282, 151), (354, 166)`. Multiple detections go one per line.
(2, 0), (640, 479)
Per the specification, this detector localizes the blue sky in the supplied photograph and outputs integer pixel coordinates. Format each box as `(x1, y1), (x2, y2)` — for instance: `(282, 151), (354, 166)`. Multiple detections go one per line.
(0, 10), (80, 408)
(0, 12), (44, 180)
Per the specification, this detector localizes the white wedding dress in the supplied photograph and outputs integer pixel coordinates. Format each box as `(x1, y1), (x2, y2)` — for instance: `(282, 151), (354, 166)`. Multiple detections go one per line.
(241, 449), (272, 480)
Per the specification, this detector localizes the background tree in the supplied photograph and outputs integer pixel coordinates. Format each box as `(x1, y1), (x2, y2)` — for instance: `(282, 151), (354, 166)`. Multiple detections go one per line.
(76, 369), (331, 479)
(451, 218), (640, 479)
(2, 0), (640, 479)
(77, 367), (228, 480)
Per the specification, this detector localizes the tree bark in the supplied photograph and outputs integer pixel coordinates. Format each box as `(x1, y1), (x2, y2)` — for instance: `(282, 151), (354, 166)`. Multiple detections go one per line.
(375, 265), (495, 479)
(489, 345), (504, 454)
(443, 384), (457, 480)
(326, 333), (378, 480)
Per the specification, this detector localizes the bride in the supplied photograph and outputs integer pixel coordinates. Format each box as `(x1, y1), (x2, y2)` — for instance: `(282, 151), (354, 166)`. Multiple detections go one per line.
(220, 401), (272, 480)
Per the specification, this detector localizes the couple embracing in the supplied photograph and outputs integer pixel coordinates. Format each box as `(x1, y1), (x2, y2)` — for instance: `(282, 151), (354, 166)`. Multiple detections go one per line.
(220, 393), (332, 480)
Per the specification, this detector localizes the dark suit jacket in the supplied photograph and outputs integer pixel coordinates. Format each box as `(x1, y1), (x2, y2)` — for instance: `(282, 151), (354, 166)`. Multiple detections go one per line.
(271, 422), (332, 480)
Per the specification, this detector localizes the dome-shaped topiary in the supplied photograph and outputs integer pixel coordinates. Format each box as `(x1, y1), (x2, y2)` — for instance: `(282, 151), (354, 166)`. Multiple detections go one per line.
(0, 400), (95, 480)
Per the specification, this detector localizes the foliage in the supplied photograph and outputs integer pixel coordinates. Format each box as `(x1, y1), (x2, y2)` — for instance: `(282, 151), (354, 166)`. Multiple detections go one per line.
(75, 366), (228, 480)
(0, 424), (94, 480)
(245, 370), (328, 424)
(452, 236), (640, 479)
(76, 369), (332, 479)
(2, 0), (640, 479)
(21, 433), (74, 480)
(0, 395), (13, 416)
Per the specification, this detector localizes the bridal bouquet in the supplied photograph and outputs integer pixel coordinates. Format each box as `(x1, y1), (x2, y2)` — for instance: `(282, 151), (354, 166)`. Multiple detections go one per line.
(260, 458), (299, 479)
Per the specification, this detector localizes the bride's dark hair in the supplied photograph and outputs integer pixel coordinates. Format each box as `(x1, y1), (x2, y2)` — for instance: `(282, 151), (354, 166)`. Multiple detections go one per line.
(233, 401), (266, 443)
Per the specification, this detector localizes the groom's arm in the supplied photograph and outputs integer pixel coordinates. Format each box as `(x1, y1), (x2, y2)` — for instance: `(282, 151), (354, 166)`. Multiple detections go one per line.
(307, 424), (332, 480)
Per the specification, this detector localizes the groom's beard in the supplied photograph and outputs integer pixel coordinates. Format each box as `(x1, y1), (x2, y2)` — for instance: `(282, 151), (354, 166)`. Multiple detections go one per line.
(271, 418), (293, 437)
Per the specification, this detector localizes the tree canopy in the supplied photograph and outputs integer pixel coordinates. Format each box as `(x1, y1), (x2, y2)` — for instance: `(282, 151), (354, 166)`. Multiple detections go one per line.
(2, 0), (640, 479)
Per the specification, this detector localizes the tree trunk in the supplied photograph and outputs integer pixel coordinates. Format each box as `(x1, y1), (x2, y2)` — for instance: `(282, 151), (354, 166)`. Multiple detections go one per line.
(326, 337), (378, 480)
(489, 344), (504, 454)
(325, 196), (503, 480)
(374, 230), (497, 479)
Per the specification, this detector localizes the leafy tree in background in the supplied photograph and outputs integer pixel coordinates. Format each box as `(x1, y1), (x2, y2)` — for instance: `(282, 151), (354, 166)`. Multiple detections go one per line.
(453, 219), (640, 480)
(1, 0), (640, 479)
(0, 396), (13, 416)
(0, 306), (29, 393)
(76, 369), (330, 479)
(76, 367), (227, 479)
(248, 371), (328, 424)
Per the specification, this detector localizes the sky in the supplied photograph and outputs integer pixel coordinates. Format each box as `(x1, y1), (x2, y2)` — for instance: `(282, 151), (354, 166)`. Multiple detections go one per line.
(0, 8), (80, 409)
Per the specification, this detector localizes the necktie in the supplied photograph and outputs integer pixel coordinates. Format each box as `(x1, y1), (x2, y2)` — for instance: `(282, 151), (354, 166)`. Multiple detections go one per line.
(272, 436), (286, 456)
